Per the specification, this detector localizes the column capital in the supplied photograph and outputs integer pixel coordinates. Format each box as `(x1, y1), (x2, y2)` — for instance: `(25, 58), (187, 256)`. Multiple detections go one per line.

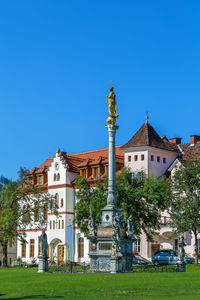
(105, 124), (119, 131)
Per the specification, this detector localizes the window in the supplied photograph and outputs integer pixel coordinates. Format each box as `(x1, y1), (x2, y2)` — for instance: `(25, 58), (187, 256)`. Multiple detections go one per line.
(30, 239), (35, 258)
(82, 169), (86, 177)
(39, 175), (43, 186)
(163, 157), (166, 164)
(141, 155), (144, 161)
(94, 167), (99, 178)
(78, 237), (84, 258)
(23, 205), (30, 223)
(50, 220), (52, 230)
(22, 241), (26, 258)
(56, 194), (59, 208)
(57, 173), (60, 181)
(9, 241), (12, 248)
(174, 239), (178, 251)
(50, 199), (53, 210)
(9, 258), (12, 265)
(58, 220), (60, 229)
(133, 239), (141, 253)
(53, 221), (55, 230)
(61, 198), (63, 208)
(34, 176), (37, 185)
(62, 220), (64, 229)
(157, 156), (160, 163)
(151, 155), (154, 161)
(54, 174), (56, 181)
(43, 204), (48, 222)
(128, 156), (131, 162)
(34, 202), (39, 222)
(198, 239), (200, 252)
(30, 177), (33, 185)
(38, 238), (41, 256)
(134, 155), (138, 161)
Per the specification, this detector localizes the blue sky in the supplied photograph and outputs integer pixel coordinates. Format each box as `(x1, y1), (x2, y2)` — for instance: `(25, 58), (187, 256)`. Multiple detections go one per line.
(0, 0), (200, 179)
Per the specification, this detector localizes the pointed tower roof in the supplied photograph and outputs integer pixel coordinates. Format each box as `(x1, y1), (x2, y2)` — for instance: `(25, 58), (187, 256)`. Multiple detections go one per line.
(121, 122), (180, 153)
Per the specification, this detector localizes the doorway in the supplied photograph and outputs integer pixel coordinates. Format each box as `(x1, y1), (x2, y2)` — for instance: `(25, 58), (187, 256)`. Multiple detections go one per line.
(151, 243), (160, 256)
(58, 245), (64, 264)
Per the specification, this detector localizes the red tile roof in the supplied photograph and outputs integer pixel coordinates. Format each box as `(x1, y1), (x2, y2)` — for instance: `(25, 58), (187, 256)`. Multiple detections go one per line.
(28, 157), (53, 175)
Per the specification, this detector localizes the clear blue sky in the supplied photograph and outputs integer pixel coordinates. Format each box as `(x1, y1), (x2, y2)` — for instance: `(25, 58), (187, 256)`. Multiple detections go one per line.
(1, 0), (200, 179)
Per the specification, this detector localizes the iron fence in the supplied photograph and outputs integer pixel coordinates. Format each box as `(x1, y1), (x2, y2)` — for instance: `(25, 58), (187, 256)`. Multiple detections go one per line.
(48, 261), (177, 273)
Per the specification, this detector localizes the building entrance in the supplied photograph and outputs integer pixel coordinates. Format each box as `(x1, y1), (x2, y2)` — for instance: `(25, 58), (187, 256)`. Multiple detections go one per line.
(58, 245), (64, 264)
(151, 243), (160, 256)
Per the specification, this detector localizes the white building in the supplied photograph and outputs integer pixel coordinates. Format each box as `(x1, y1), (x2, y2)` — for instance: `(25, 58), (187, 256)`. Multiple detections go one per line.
(17, 121), (200, 263)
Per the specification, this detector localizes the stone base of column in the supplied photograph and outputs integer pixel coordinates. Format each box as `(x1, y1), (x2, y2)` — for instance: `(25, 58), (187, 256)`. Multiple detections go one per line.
(38, 256), (49, 272)
(110, 253), (123, 273)
(176, 262), (186, 272)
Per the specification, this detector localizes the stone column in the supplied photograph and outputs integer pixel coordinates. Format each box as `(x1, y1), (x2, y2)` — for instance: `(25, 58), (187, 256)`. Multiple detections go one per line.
(106, 124), (119, 207)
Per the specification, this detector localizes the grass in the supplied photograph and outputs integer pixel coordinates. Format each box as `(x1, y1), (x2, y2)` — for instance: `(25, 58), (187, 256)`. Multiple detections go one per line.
(0, 265), (200, 299)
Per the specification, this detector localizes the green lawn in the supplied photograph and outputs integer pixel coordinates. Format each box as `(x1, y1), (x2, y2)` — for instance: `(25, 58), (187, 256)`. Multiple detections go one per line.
(0, 265), (200, 299)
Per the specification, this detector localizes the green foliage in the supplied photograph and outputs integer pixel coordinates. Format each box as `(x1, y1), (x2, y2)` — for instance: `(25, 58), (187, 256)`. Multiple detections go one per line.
(75, 168), (171, 240)
(0, 167), (57, 267)
(170, 159), (200, 263)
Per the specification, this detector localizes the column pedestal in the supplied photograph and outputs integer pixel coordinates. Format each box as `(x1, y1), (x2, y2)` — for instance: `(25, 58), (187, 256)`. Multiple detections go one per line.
(38, 256), (49, 272)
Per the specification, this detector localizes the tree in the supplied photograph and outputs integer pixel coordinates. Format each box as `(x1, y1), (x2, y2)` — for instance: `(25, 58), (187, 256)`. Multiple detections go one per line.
(0, 176), (9, 191)
(0, 168), (56, 267)
(169, 159), (200, 264)
(75, 168), (171, 241)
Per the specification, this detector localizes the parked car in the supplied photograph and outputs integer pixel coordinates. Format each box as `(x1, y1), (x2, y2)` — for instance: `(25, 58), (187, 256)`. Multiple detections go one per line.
(184, 254), (195, 264)
(152, 249), (195, 265)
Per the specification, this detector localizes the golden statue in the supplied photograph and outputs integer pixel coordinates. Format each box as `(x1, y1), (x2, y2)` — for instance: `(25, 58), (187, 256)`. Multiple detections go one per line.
(106, 87), (119, 124)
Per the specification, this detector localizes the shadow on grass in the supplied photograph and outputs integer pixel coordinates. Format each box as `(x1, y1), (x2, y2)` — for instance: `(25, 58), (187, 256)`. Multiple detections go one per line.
(0, 296), (64, 299)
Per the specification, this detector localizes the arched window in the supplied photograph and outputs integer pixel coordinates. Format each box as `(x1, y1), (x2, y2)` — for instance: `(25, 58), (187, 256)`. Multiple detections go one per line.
(22, 205), (26, 222)
(78, 237), (84, 258)
(23, 205), (30, 223)
(43, 204), (48, 221)
(57, 173), (60, 181)
(62, 219), (64, 229)
(55, 193), (59, 208)
(21, 240), (26, 258)
(61, 198), (63, 208)
(38, 238), (41, 256)
(34, 202), (39, 222)
(54, 174), (56, 181)
(30, 239), (35, 257)
(50, 220), (52, 230)
(50, 198), (53, 210)
(58, 220), (60, 229)
(53, 220), (55, 230)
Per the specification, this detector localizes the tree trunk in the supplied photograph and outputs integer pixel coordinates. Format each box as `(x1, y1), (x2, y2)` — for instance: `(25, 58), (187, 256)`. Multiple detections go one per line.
(194, 230), (199, 264)
(2, 241), (8, 267)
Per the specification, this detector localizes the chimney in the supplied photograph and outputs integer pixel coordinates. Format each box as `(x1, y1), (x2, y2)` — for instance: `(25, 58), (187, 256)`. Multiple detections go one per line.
(169, 137), (182, 145)
(190, 135), (200, 144)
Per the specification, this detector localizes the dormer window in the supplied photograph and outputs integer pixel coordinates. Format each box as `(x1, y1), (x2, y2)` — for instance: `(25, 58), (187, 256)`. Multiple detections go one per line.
(141, 155), (144, 161)
(134, 155), (138, 161)
(39, 175), (43, 186)
(94, 167), (99, 178)
(151, 155), (154, 161)
(128, 156), (131, 162)
(157, 156), (160, 163)
(82, 169), (86, 178)
(163, 157), (166, 164)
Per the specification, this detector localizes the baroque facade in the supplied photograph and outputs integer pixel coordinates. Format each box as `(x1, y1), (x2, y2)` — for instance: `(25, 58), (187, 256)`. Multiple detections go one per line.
(17, 121), (200, 263)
